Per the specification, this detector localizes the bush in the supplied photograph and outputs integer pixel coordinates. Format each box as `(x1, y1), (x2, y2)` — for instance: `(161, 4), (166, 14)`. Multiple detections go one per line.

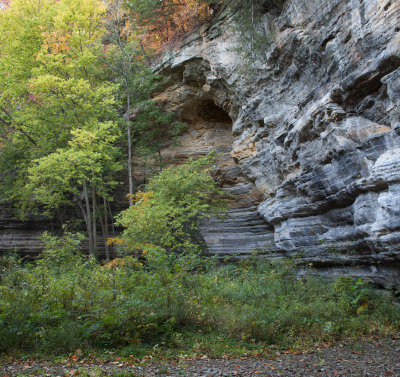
(113, 152), (228, 254)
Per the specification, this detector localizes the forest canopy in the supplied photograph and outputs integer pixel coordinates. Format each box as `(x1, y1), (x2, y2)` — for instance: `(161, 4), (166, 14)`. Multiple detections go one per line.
(0, 0), (219, 258)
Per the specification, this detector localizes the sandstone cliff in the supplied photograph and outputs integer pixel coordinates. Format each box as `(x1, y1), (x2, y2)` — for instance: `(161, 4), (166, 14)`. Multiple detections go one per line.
(153, 0), (400, 286)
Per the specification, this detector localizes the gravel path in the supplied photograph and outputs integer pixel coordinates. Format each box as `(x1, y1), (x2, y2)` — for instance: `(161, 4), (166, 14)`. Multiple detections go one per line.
(1, 338), (400, 376)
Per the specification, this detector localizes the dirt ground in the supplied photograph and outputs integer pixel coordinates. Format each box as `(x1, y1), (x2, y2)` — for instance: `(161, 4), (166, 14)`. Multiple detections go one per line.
(1, 338), (400, 376)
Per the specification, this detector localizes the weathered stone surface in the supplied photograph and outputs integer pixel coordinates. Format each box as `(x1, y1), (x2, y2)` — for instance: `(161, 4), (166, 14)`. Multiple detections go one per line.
(0, 204), (53, 257)
(153, 0), (400, 285)
(0, 202), (120, 259)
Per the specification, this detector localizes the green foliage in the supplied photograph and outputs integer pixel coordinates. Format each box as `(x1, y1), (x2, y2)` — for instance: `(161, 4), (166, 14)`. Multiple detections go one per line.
(26, 122), (122, 215)
(102, 13), (159, 110)
(123, 0), (161, 24)
(0, 246), (399, 355)
(122, 0), (212, 52)
(0, 0), (121, 212)
(39, 231), (86, 269)
(0, 0), (399, 362)
(115, 152), (228, 254)
(0, 0), (201, 259)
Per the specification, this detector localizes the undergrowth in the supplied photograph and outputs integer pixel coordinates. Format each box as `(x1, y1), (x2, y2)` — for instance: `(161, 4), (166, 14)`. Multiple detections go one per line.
(0, 235), (399, 356)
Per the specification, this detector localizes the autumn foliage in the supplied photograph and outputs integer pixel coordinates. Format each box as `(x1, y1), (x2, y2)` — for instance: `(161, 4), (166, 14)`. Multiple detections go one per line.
(0, 0), (10, 8)
(127, 0), (213, 53)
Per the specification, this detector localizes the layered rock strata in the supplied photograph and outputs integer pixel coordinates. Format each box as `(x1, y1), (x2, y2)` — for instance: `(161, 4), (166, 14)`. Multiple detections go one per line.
(154, 0), (400, 285)
(0, 204), (53, 257)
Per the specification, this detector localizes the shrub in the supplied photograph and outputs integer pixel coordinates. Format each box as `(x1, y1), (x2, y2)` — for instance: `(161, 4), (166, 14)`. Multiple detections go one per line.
(0, 246), (399, 354)
(112, 152), (228, 254)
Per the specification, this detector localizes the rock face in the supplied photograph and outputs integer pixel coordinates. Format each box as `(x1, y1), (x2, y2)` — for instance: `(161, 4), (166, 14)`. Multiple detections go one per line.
(0, 204), (53, 257)
(153, 0), (400, 285)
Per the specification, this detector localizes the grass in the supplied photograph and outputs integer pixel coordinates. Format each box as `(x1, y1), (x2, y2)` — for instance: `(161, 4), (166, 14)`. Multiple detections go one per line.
(0, 243), (399, 360)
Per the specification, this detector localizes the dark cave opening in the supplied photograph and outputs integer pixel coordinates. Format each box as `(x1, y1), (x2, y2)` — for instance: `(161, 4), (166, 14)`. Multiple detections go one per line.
(178, 98), (233, 125)
(194, 100), (232, 124)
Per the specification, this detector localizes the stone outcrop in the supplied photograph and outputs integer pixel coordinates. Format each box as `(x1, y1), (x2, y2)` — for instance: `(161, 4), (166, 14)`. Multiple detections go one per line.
(153, 0), (400, 285)
(0, 204), (53, 257)
(0, 202), (119, 259)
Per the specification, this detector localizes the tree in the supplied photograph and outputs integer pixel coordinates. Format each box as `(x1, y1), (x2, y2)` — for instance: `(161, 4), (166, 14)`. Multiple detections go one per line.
(0, 0), (214, 259)
(103, 0), (188, 199)
(0, 0), (122, 258)
(0, 0), (115, 173)
(0, 0), (53, 148)
(228, 0), (273, 64)
(26, 122), (122, 258)
(103, 0), (159, 203)
(0, 0), (110, 145)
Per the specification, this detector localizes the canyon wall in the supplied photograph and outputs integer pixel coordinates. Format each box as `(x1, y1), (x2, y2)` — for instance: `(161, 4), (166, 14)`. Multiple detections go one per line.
(153, 0), (400, 285)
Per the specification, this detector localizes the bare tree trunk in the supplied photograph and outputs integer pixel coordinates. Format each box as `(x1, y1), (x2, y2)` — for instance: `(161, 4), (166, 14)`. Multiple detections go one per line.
(75, 194), (91, 255)
(126, 82), (134, 206)
(138, 38), (148, 60)
(106, 199), (115, 236)
(99, 209), (110, 262)
(108, 0), (135, 206)
(91, 185), (97, 256)
(82, 181), (94, 256)
(157, 146), (163, 172)
(161, 1), (169, 42)
(251, 0), (255, 59)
